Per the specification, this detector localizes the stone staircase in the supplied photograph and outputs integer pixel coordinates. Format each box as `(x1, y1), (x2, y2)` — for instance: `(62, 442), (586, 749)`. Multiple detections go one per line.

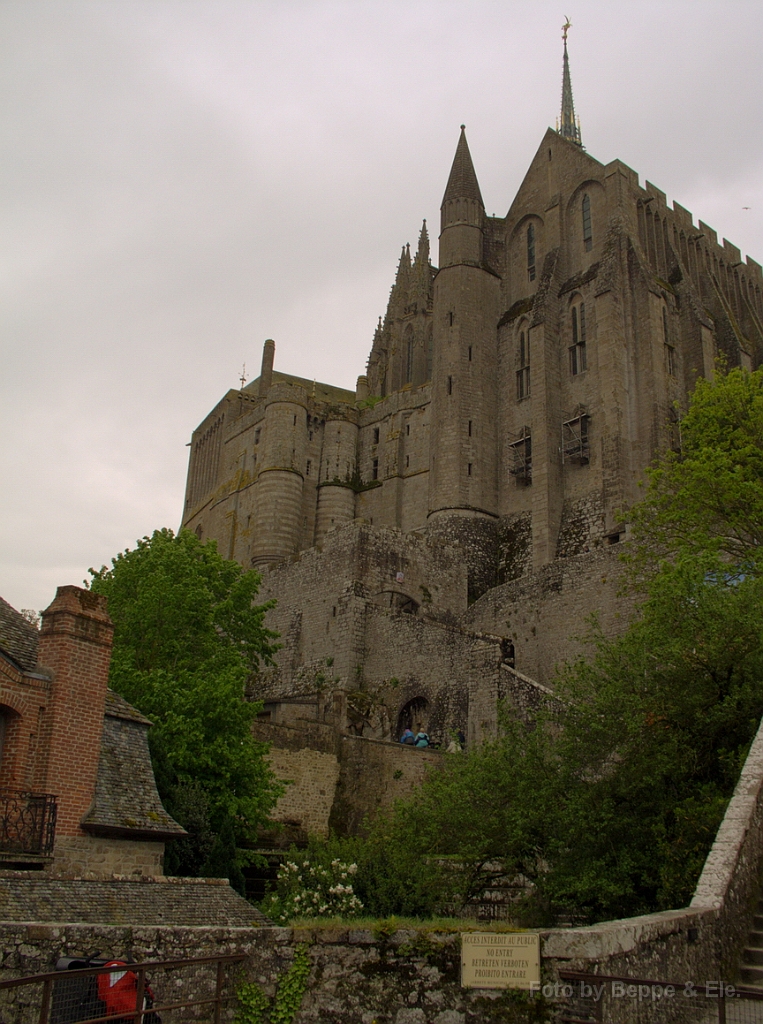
(740, 900), (763, 989)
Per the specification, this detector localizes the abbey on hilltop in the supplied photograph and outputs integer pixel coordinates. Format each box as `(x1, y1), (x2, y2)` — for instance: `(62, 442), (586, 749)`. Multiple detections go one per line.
(181, 32), (763, 835)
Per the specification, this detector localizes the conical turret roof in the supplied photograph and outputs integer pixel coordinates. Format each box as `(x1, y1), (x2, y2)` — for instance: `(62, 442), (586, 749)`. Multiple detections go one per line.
(442, 126), (484, 207)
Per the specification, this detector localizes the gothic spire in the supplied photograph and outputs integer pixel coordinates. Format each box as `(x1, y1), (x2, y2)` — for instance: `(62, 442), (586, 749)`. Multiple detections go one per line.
(559, 18), (582, 146)
(414, 219), (430, 265)
(442, 126), (484, 208)
(397, 243), (411, 278)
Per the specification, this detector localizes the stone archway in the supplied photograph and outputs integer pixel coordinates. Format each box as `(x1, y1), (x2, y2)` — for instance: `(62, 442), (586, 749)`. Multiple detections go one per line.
(396, 696), (428, 739)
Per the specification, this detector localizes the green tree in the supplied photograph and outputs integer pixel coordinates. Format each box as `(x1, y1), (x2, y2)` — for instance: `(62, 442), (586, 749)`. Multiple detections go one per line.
(89, 528), (281, 887)
(356, 367), (763, 924)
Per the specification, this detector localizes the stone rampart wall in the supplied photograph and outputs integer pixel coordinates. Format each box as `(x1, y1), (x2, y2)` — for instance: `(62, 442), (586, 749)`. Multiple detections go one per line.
(362, 608), (502, 746)
(266, 747), (341, 838)
(462, 545), (633, 685)
(330, 735), (442, 836)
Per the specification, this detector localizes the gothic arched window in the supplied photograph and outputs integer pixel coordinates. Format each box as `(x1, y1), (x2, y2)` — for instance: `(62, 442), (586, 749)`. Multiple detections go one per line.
(527, 223), (536, 282)
(582, 194), (592, 252)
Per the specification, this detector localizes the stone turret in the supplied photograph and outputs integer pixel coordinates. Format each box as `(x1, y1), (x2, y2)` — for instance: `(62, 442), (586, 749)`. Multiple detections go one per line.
(428, 127), (500, 522)
(251, 343), (309, 568)
(315, 416), (358, 546)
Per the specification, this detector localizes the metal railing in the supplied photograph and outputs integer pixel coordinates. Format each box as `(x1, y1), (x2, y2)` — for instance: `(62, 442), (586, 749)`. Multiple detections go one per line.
(557, 969), (763, 1024)
(0, 954), (247, 1023)
(0, 789), (57, 856)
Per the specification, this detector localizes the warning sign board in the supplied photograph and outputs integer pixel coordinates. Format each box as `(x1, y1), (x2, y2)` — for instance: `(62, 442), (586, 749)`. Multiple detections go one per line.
(461, 932), (540, 990)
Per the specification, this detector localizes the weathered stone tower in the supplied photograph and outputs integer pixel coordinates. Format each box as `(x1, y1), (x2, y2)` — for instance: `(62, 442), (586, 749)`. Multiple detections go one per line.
(181, 32), (763, 757)
(428, 127), (501, 525)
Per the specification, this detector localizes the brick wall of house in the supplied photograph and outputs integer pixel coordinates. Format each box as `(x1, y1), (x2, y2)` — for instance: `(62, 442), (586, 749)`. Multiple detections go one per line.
(36, 587), (114, 840)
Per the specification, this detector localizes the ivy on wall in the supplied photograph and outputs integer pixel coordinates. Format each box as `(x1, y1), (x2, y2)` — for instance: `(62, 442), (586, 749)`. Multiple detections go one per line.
(235, 945), (311, 1024)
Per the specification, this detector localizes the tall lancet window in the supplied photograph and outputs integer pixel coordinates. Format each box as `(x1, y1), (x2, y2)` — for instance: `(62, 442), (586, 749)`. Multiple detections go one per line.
(517, 329), (530, 400)
(570, 301), (587, 375)
(663, 307), (675, 377)
(404, 325), (414, 384)
(582, 194), (592, 252)
(527, 223), (536, 282)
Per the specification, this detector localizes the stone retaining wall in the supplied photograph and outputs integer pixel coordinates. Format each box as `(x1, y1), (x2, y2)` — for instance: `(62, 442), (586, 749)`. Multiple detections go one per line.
(3, 716), (763, 1022)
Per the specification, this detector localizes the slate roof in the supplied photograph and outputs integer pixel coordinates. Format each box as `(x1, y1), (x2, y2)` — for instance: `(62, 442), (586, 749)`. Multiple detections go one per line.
(105, 688), (152, 726)
(0, 876), (269, 926)
(0, 597), (39, 672)
(82, 704), (186, 840)
(442, 126), (484, 207)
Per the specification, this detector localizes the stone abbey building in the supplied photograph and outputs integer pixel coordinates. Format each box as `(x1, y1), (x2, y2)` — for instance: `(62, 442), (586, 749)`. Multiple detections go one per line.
(181, 38), (763, 820)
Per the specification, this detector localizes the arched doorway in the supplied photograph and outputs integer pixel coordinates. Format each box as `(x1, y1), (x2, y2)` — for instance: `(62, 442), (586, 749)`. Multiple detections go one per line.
(396, 696), (428, 739)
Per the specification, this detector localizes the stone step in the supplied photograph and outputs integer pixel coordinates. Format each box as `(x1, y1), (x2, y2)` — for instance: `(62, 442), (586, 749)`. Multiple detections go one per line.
(740, 966), (763, 986)
(743, 948), (763, 967)
(748, 931), (763, 949)
(753, 915), (763, 931)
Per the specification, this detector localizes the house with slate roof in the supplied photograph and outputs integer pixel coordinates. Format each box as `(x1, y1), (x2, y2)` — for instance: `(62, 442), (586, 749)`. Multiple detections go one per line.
(0, 586), (185, 876)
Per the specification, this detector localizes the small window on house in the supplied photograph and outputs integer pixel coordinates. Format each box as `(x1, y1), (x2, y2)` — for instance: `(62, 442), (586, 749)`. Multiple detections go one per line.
(527, 223), (536, 282)
(516, 330), (530, 400)
(406, 423), (410, 435)
(306, 459), (311, 476)
(372, 458), (379, 480)
(468, 345), (472, 361)
(582, 194), (592, 252)
(447, 375), (453, 395)
(293, 414), (297, 426)
(373, 427), (380, 444)
(467, 463), (472, 476)
(449, 311), (454, 326)
(195, 524), (203, 539)
(254, 428), (261, 444)
(570, 302), (587, 375)
(468, 420), (472, 437)
(406, 455), (410, 468)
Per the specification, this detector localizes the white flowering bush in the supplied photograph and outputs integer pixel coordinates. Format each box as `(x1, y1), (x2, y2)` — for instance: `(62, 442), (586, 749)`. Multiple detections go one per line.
(261, 857), (363, 923)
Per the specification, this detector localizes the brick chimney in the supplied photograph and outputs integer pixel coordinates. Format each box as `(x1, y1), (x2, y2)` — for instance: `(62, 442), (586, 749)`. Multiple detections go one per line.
(37, 586), (114, 838)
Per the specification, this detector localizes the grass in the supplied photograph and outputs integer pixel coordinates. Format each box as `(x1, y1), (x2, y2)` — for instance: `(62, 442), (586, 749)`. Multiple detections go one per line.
(286, 914), (527, 933)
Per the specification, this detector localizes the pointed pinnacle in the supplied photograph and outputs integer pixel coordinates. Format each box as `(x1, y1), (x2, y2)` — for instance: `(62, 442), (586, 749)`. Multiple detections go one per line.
(415, 219), (430, 263)
(442, 125), (484, 208)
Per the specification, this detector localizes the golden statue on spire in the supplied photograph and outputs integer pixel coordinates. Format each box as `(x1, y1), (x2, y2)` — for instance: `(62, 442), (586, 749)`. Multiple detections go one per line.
(562, 16), (572, 42)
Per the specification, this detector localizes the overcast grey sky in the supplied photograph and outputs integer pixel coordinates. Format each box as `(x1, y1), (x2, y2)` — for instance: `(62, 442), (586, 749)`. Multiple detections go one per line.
(2, 0), (762, 614)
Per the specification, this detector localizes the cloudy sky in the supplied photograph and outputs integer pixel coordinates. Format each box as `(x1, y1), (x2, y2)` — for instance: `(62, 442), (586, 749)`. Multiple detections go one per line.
(2, 0), (762, 614)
